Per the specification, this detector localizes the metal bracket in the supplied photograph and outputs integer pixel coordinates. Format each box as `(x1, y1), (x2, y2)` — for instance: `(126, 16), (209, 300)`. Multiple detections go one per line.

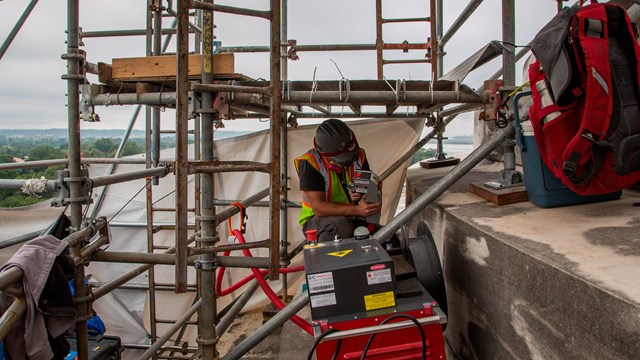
(287, 39), (299, 60)
(79, 84), (100, 122)
(479, 79), (503, 121)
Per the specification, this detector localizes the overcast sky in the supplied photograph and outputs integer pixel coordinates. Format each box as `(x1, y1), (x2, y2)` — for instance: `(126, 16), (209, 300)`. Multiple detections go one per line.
(0, 0), (557, 136)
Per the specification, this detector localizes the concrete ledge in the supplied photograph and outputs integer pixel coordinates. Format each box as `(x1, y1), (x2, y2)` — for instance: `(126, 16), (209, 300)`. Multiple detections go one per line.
(406, 161), (640, 359)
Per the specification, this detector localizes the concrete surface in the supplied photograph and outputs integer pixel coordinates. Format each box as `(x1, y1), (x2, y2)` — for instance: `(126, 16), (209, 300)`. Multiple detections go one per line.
(405, 160), (640, 360)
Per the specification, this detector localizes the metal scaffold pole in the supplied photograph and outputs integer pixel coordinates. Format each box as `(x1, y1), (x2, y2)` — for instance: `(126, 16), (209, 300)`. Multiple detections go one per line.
(269, 0), (282, 280)
(280, 0), (290, 302)
(197, 0), (220, 358)
(175, 0), (190, 293)
(64, 0), (89, 359)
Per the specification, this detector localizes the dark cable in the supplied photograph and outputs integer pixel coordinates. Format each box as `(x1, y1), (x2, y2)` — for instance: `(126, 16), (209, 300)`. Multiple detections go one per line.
(331, 339), (343, 360)
(307, 328), (339, 360)
(360, 314), (426, 360)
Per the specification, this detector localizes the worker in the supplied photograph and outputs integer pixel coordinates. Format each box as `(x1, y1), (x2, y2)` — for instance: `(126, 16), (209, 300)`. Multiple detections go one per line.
(294, 119), (381, 242)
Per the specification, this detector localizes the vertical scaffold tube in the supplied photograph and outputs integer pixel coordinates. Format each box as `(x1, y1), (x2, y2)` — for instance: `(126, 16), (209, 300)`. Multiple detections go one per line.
(198, 0), (220, 358)
(66, 0), (89, 359)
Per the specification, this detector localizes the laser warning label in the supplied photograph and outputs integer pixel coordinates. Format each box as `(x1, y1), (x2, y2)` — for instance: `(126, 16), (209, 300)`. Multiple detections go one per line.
(306, 272), (335, 294)
(366, 268), (392, 285)
(364, 291), (396, 311)
(327, 249), (353, 258)
(310, 292), (337, 308)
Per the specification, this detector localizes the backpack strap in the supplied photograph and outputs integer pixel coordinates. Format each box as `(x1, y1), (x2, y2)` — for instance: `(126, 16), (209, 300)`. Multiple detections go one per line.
(562, 5), (614, 185)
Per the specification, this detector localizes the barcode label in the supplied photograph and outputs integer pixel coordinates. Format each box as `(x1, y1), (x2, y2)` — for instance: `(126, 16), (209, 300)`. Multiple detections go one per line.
(306, 272), (335, 294)
(310, 292), (337, 308)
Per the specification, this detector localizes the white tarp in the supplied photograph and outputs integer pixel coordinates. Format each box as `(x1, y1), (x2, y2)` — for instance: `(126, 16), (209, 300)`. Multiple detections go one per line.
(0, 117), (423, 356)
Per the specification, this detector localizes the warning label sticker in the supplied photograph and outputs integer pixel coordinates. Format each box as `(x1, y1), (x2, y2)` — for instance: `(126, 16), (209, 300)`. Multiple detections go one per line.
(327, 249), (353, 258)
(310, 292), (337, 308)
(364, 291), (396, 311)
(366, 269), (392, 285)
(303, 243), (326, 249)
(306, 272), (335, 294)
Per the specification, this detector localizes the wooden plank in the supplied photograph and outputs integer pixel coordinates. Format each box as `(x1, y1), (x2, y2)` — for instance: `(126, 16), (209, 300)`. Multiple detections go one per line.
(110, 53), (235, 81)
(469, 182), (528, 206)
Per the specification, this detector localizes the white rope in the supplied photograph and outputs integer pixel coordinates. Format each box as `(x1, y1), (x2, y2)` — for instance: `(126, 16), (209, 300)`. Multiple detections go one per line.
(21, 176), (47, 197)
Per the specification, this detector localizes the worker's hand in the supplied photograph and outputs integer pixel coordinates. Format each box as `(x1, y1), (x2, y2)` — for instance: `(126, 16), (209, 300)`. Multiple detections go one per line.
(349, 190), (363, 203)
(355, 200), (381, 218)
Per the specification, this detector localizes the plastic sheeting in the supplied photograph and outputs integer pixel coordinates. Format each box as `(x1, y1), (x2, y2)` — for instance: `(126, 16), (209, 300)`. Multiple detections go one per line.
(0, 118), (423, 356)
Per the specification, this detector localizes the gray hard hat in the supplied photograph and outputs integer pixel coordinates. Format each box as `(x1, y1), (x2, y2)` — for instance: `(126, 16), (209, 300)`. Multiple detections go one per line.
(314, 119), (359, 164)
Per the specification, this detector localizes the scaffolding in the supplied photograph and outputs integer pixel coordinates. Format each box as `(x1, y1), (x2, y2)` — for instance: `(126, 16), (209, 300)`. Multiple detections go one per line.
(0, 0), (571, 359)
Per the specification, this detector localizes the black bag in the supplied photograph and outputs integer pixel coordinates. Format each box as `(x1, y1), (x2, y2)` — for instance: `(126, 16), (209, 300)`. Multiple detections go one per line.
(66, 335), (124, 360)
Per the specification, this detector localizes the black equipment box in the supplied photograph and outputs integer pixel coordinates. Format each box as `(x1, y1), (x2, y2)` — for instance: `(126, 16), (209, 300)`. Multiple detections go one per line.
(66, 335), (124, 360)
(303, 238), (396, 320)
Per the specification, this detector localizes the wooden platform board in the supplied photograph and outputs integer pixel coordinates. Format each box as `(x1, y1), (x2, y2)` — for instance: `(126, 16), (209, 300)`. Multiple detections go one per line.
(469, 182), (528, 206)
(419, 157), (461, 169)
(105, 53), (236, 82)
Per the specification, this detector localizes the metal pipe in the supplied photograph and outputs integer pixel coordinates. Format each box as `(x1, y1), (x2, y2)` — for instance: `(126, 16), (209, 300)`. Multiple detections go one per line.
(0, 179), (57, 191)
(430, 0), (438, 81)
(0, 230), (43, 250)
(0, 268), (23, 293)
(65, 0), (89, 357)
(90, 166), (170, 188)
(375, 0), (383, 79)
(382, 17), (430, 24)
(189, 1), (272, 20)
(90, 105), (142, 220)
(163, 7), (202, 33)
(75, 235), (110, 265)
(0, 0), (39, 61)
(89, 92), (177, 106)
(188, 161), (270, 174)
(215, 280), (260, 336)
(139, 299), (202, 360)
(269, 0), (283, 280)
(196, 0), (219, 356)
(0, 159), (67, 171)
(174, 0), (191, 293)
(280, 0), (290, 301)
(279, 91), (484, 105)
(221, 293), (310, 360)
(91, 251), (195, 265)
(502, 0), (516, 87)
(191, 83), (270, 95)
(0, 296), (26, 340)
(220, 43), (440, 54)
(437, 0), (443, 79)
(80, 28), (188, 38)
(383, 59), (430, 65)
(212, 188), (269, 225)
(190, 239), (270, 255)
(441, 0), (484, 47)
(373, 123), (515, 243)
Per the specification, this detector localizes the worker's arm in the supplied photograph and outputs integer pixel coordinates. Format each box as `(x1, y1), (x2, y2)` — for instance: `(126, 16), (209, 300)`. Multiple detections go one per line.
(303, 190), (380, 218)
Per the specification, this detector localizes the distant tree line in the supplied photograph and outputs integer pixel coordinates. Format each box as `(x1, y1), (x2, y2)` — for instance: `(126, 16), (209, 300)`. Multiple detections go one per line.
(0, 137), (174, 208)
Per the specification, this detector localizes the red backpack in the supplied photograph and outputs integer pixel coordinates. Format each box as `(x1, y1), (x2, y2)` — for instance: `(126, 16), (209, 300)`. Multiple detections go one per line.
(528, 1), (640, 195)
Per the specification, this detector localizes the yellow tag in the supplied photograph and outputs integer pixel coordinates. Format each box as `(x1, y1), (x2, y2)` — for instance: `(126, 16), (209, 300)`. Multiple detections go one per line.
(327, 249), (353, 257)
(364, 291), (396, 311)
(303, 243), (325, 249)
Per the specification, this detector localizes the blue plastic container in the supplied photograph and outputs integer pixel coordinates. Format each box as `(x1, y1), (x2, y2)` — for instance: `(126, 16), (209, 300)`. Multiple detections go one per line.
(513, 92), (621, 208)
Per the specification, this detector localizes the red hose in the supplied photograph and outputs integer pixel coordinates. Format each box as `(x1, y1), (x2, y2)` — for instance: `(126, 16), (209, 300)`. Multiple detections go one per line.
(215, 229), (312, 335)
